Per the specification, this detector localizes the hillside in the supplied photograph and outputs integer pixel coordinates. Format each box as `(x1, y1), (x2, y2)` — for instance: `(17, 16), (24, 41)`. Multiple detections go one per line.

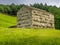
(0, 28), (60, 45)
(0, 13), (60, 45)
(0, 13), (16, 28)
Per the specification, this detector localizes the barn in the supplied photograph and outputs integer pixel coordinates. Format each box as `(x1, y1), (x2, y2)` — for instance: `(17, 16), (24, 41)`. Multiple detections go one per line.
(17, 5), (54, 28)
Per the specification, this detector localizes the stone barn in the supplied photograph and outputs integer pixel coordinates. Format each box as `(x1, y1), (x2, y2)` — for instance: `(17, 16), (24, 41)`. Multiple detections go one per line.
(17, 5), (54, 28)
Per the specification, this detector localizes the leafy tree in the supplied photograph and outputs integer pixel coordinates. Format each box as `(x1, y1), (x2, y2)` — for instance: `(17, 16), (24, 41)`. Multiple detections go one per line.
(0, 5), (4, 13)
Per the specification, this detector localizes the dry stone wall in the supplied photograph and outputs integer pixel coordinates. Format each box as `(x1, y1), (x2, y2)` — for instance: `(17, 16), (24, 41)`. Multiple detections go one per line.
(32, 10), (54, 28)
(17, 7), (32, 28)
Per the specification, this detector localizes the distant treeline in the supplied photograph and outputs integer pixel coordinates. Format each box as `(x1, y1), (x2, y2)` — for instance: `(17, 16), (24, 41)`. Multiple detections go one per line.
(0, 3), (23, 15)
(0, 3), (60, 29)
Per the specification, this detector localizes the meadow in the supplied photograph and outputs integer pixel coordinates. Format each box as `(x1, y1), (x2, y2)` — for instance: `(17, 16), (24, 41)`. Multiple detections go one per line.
(0, 13), (60, 45)
(0, 28), (60, 45)
(0, 13), (16, 28)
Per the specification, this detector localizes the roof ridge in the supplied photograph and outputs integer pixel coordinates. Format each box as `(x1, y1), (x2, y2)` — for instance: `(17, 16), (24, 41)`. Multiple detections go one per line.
(23, 5), (46, 11)
(22, 5), (53, 15)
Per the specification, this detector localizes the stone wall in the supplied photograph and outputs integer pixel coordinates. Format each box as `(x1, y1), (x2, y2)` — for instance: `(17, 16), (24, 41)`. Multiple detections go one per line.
(17, 7), (32, 28)
(32, 9), (54, 28)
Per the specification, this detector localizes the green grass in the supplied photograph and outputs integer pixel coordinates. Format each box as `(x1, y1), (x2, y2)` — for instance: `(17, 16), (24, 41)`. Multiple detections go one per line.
(0, 28), (60, 45)
(0, 13), (16, 28)
(0, 13), (60, 45)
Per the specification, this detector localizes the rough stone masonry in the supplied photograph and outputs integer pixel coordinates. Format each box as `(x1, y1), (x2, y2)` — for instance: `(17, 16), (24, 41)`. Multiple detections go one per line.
(17, 5), (54, 28)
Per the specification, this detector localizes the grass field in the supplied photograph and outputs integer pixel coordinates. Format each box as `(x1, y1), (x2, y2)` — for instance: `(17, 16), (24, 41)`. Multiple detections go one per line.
(0, 28), (60, 45)
(0, 13), (60, 45)
(0, 13), (16, 28)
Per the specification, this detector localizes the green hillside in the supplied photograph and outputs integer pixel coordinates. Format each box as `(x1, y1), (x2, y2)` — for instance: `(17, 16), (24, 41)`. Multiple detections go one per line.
(0, 13), (16, 28)
(0, 28), (60, 45)
(0, 13), (60, 45)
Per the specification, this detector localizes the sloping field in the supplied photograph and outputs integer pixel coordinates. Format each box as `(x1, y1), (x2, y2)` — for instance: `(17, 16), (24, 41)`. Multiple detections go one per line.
(0, 13), (60, 45)
(0, 13), (16, 27)
(0, 28), (60, 45)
